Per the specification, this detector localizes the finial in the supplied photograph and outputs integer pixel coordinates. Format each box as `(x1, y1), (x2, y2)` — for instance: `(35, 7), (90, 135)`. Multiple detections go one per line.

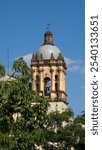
(57, 53), (64, 60)
(39, 53), (43, 59)
(50, 53), (55, 60)
(32, 53), (35, 59)
(43, 24), (53, 45)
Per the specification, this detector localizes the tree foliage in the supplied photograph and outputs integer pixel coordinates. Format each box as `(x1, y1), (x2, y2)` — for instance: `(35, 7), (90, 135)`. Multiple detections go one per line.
(12, 57), (31, 77)
(0, 63), (5, 77)
(0, 58), (48, 149)
(0, 58), (85, 150)
(44, 110), (85, 150)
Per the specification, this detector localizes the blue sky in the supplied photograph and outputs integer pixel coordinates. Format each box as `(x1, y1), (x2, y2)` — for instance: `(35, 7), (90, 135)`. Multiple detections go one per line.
(0, 0), (85, 116)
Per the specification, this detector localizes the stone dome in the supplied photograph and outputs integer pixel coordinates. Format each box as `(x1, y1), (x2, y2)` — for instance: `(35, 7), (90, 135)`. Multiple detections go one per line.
(36, 45), (61, 60)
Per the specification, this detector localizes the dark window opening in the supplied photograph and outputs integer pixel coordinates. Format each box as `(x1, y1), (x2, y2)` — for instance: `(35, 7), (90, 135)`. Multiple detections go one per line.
(55, 75), (58, 81)
(44, 77), (51, 96)
(55, 83), (58, 92)
(36, 83), (40, 92)
(36, 75), (40, 83)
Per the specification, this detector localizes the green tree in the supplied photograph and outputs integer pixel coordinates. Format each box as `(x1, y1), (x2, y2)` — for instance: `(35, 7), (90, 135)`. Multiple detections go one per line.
(0, 58), (48, 149)
(12, 57), (31, 77)
(43, 109), (85, 150)
(0, 59), (85, 150)
(74, 111), (85, 150)
(0, 63), (5, 77)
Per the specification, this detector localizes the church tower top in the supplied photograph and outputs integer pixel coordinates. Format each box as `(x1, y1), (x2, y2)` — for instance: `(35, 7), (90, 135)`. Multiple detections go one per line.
(43, 31), (53, 45)
(35, 31), (63, 60)
(31, 31), (67, 112)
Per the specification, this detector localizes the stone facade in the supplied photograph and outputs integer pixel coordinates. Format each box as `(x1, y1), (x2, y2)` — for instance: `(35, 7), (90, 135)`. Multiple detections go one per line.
(31, 31), (67, 112)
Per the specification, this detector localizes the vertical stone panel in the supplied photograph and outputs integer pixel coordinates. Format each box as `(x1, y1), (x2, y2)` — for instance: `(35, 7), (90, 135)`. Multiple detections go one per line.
(40, 68), (44, 92)
(32, 67), (36, 91)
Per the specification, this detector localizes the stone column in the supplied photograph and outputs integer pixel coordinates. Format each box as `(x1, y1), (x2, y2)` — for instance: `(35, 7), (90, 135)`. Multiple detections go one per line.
(50, 68), (57, 100)
(51, 69), (55, 91)
(58, 67), (66, 101)
(64, 72), (66, 93)
(58, 67), (66, 92)
(39, 68), (44, 96)
(32, 68), (36, 91)
(58, 68), (62, 91)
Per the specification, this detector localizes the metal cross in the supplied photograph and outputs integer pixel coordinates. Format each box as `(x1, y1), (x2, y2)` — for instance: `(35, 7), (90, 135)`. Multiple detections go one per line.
(46, 23), (50, 31)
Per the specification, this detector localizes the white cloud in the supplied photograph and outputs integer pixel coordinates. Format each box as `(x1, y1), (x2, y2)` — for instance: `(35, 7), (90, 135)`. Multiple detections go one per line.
(64, 57), (84, 73)
(23, 53), (32, 66)
(64, 57), (83, 65)
(68, 66), (80, 72)
(64, 57), (76, 65)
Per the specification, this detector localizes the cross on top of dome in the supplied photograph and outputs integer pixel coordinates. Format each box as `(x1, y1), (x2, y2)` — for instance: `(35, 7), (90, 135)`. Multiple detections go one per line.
(46, 23), (50, 31)
(43, 24), (53, 45)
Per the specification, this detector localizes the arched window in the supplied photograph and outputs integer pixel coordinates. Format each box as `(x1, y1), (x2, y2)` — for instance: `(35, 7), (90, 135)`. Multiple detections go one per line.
(36, 75), (40, 83)
(55, 75), (59, 92)
(44, 77), (51, 96)
(55, 83), (58, 92)
(55, 75), (58, 81)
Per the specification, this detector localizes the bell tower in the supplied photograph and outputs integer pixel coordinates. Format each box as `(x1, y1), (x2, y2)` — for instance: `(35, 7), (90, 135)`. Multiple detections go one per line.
(31, 31), (67, 112)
